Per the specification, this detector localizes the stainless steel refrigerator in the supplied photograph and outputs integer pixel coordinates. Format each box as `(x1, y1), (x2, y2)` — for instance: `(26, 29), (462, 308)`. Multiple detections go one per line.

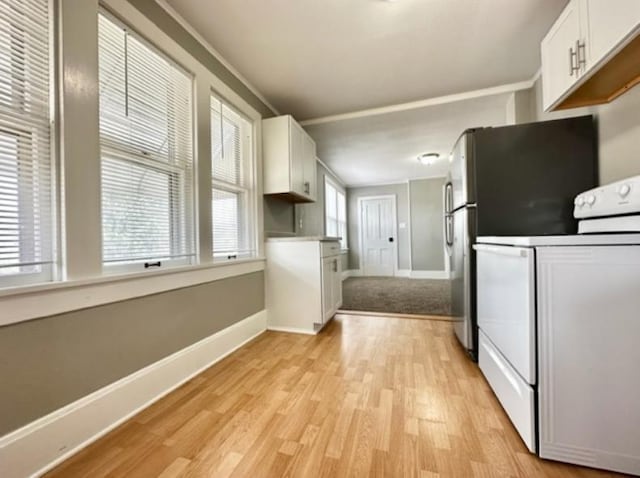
(443, 116), (598, 360)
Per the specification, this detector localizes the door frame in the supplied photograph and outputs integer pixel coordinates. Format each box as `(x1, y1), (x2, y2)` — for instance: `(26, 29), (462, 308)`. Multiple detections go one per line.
(357, 194), (399, 277)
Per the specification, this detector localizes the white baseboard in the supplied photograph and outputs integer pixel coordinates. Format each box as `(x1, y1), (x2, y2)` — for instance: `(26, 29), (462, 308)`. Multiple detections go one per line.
(266, 325), (316, 335)
(0, 310), (267, 478)
(409, 270), (451, 279)
(349, 269), (362, 277)
(396, 269), (411, 277)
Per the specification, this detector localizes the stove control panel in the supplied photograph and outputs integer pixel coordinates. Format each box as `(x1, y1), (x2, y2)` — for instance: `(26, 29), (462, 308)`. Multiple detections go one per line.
(574, 175), (640, 219)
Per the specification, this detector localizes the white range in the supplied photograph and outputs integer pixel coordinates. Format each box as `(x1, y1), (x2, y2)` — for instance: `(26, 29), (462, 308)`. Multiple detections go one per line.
(474, 176), (640, 476)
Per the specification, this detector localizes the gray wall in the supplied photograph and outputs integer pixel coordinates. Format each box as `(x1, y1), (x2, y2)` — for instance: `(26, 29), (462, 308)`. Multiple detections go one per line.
(530, 78), (640, 184)
(0, 272), (264, 435)
(264, 161), (346, 237)
(409, 178), (446, 271)
(347, 183), (410, 271)
(340, 251), (349, 271)
(264, 196), (295, 235)
(295, 161), (346, 237)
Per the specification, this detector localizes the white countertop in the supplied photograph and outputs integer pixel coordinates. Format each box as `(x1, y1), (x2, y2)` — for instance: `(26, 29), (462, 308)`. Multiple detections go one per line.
(477, 234), (640, 247)
(266, 235), (341, 243)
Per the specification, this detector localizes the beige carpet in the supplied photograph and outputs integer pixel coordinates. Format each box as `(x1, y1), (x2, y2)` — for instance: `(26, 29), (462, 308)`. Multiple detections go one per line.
(341, 277), (451, 316)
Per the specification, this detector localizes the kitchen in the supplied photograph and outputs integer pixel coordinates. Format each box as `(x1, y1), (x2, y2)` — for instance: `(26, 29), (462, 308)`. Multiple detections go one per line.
(1, 1), (640, 477)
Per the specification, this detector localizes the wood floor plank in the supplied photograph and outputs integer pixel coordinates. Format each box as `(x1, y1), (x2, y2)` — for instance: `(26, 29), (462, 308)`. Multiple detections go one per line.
(45, 314), (624, 478)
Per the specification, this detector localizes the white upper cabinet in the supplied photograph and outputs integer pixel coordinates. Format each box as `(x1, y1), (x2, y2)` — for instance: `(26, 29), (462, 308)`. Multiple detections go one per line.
(262, 115), (317, 202)
(541, 0), (584, 111)
(541, 0), (640, 111)
(585, 0), (640, 68)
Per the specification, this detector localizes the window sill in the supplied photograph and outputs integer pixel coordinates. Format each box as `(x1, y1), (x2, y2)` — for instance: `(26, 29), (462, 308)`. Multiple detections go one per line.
(0, 257), (266, 326)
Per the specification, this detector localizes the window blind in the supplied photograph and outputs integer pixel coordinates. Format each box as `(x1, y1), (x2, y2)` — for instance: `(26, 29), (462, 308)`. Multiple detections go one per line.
(337, 190), (347, 249)
(325, 179), (347, 249)
(325, 181), (338, 237)
(98, 13), (194, 268)
(0, 0), (53, 285)
(211, 95), (254, 261)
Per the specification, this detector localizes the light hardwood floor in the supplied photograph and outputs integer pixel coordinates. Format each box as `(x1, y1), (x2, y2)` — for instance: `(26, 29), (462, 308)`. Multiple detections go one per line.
(46, 314), (621, 477)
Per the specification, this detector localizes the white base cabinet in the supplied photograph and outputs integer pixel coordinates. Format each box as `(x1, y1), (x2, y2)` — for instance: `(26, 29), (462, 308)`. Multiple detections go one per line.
(537, 246), (640, 476)
(266, 238), (342, 334)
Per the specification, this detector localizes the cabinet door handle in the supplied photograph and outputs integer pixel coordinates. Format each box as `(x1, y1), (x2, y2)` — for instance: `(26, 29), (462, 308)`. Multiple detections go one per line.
(576, 39), (586, 70)
(568, 46), (579, 76)
(304, 181), (310, 194)
(333, 259), (338, 272)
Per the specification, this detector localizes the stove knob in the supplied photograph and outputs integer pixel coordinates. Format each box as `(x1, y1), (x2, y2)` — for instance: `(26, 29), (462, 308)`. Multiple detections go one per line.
(586, 195), (596, 206)
(575, 196), (585, 207)
(619, 184), (631, 197)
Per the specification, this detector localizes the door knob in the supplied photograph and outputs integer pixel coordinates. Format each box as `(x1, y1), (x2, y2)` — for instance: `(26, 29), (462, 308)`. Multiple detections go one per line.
(388, 237), (394, 243)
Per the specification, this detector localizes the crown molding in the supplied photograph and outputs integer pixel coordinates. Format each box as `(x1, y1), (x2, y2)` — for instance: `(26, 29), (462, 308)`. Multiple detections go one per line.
(316, 157), (346, 187)
(300, 78), (537, 126)
(345, 174), (448, 189)
(346, 179), (408, 189)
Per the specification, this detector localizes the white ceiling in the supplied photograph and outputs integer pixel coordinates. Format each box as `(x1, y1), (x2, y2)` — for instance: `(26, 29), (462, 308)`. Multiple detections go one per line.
(166, 0), (567, 120)
(305, 93), (512, 186)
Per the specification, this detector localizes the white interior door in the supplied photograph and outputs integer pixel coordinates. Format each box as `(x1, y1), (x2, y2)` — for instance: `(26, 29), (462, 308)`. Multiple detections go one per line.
(360, 196), (396, 276)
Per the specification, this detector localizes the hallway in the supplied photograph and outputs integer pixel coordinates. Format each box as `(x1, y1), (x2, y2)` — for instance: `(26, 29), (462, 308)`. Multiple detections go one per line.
(341, 277), (451, 316)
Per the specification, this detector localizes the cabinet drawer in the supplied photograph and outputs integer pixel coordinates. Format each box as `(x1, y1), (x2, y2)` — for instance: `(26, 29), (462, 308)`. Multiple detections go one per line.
(475, 244), (536, 384)
(479, 331), (536, 453)
(321, 241), (340, 257)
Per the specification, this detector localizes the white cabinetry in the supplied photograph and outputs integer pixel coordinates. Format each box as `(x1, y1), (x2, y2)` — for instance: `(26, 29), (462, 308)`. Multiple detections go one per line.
(585, 0), (640, 67)
(541, 0), (640, 111)
(321, 242), (342, 322)
(263, 115), (317, 202)
(541, 0), (584, 111)
(266, 238), (341, 334)
(537, 246), (640, 476)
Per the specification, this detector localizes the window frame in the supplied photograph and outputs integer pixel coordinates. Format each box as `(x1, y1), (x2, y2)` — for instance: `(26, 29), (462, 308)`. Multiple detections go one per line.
(1, 0), (268, 321)
(97, 10), (196, 274)
(210, 92), (257, 263)
(0, 0), (57, 288)
(324, 176), (347, 250)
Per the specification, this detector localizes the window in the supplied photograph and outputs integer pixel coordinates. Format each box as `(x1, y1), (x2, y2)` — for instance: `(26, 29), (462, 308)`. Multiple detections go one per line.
(0, 0), (54, 287)
(325, 178), (347, 249)
(211, 95), (255, 261)
(98, 13), (194, 271)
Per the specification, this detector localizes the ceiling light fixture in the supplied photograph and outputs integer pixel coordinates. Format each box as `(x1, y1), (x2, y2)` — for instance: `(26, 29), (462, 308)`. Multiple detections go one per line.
(418, 153), (440, 165)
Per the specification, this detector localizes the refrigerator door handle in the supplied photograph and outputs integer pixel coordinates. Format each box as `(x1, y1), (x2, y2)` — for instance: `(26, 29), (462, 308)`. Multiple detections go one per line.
(443, 182), (454, 250)
(444, 182), (453, 214)
(444, 214), (453, 247)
